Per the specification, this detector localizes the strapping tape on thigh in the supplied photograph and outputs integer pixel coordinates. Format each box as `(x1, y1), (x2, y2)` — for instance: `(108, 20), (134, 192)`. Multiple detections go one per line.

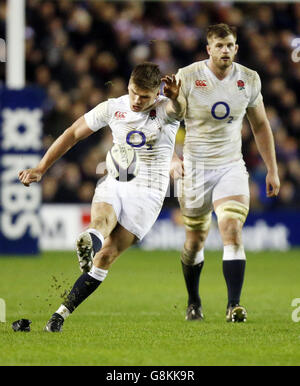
(215, 200), (249, 224)
(182, 212), (212, 231)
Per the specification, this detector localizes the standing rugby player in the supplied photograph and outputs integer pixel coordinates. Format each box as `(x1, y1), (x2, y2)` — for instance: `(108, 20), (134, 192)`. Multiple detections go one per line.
(167, 24), (280, 322)
(19, 62), (181, 332)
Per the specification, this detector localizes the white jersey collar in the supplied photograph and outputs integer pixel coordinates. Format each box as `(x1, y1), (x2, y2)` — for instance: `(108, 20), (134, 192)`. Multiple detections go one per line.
(203, 60), (236, 82)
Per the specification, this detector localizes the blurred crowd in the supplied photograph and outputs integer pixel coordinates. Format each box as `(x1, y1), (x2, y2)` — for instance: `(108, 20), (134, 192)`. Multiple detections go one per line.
(1, 0), (300, 210)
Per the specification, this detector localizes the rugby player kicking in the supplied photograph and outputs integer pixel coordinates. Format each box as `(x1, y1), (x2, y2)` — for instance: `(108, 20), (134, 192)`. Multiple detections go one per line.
(168, 24), (280, 322)
(19, 62), (182, 332)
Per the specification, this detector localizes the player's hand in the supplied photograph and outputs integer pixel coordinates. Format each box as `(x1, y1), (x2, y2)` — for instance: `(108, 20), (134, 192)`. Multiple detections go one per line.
(161, 74), (181, 101)
(266, 171), (280, 197)
(18, 168), (43, 187)
(170, 157), (184, 180)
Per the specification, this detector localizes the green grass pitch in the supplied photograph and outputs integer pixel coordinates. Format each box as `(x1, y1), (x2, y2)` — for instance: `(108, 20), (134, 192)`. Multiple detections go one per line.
(0, 249), (300, 366)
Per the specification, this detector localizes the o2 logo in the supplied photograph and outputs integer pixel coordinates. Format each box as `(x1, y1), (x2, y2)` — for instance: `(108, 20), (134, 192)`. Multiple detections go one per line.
(126, 130), (153, 150)
(211, 101), (233, 123)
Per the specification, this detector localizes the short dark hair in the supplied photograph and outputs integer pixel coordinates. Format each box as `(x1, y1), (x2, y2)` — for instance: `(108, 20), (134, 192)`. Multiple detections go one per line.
(130, 62), (161, 91)
(206, 23), (237, 43)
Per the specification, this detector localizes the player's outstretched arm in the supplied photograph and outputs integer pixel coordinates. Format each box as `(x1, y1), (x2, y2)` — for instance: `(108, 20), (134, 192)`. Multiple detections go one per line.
(161, 74), (186, 120)
(19, 116), (94, 187)
(246, 100), (280, 197)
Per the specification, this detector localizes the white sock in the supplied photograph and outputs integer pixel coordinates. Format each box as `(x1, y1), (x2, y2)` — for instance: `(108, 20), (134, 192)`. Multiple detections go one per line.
(223, 245), (246, 261)
(88, 265), (108, 282)
(193, 248), (204, 265)
(56, 304), (71, 320)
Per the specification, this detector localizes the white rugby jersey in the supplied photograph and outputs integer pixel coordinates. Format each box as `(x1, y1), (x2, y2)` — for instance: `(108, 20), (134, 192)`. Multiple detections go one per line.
(84, 94), (180, 196)
(177, 60), (263, 168)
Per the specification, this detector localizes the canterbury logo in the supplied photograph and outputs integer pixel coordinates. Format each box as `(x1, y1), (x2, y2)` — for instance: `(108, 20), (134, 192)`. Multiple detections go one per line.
(115, 111), (127, 119)
(195, 80), (207, 87)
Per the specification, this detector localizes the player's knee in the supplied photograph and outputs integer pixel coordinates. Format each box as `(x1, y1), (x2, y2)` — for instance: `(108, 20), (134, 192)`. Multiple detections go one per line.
(181, 246), (204, 266)
(184, 238), (203, 253)
(222, 217), (242, 235)
(215, 201), (248, 244)
(219, 217), (243, 244)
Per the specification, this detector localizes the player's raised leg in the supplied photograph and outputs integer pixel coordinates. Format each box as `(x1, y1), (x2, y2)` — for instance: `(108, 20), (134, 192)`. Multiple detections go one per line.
(76, 202), (118, 273)
(45, 224), (137, 332)
(181, 213), (211, 321)
(214, 195), (249, 322)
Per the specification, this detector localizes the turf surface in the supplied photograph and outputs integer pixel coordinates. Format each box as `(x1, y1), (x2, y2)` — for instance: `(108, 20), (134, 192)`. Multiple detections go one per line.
(0, 249), (300, 366)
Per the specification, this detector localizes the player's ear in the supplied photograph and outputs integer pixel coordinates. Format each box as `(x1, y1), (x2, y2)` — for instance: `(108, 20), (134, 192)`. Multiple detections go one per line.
(206, 44), (211, 56)
(235, 44), (239, 54)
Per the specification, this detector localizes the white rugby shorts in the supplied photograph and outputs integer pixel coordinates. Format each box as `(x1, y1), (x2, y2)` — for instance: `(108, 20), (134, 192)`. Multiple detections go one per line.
(178, 160), (250, 217)
(93, 175), (164, 240)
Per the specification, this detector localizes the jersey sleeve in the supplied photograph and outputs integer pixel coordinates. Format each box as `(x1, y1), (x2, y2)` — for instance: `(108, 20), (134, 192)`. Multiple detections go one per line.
(84, 100), (110, 132)
(248, 71), (263, 108)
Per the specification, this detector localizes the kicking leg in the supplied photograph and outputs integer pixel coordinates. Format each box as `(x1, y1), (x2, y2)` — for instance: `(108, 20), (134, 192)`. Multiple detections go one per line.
(76, 202), (118, 272)
(214, 195), (249, 322)
(45, 224), (137, 332)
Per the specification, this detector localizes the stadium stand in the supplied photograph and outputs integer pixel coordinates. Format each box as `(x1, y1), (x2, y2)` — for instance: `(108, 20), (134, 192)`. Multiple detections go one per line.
(1, 0), (299, 209)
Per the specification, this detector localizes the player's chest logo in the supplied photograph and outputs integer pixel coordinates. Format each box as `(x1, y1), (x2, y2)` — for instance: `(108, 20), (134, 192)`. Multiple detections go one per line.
(237, 80), (245, 90)
(114, 111), (127, 120)
(195, 79), (207, 87)
(124, 115), (161, 151)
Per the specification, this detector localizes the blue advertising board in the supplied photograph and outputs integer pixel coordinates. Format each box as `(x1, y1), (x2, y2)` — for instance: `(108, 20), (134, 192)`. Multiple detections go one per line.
(142, 209), (300, 251)
(0, 87), (44, 254)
